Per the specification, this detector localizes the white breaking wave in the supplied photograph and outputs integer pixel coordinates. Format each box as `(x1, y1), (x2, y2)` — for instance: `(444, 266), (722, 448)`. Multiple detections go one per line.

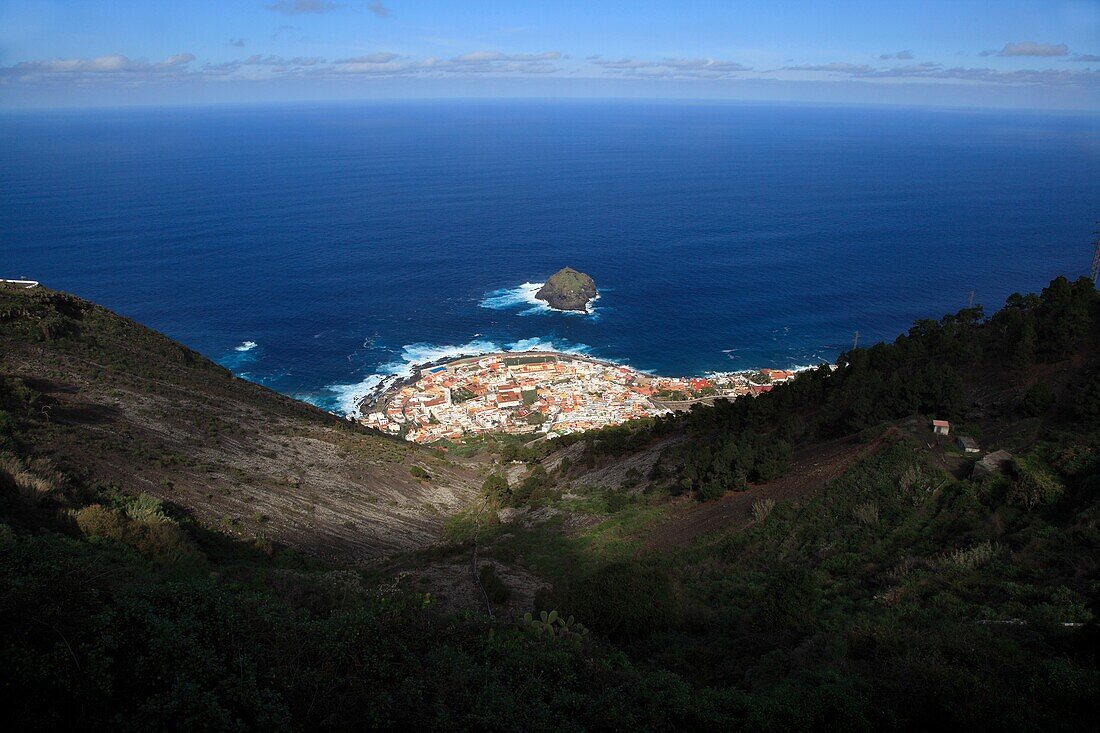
(326, 374), (387, 418)
(322, 336), (593, 418)
(479, 282), (600, 318)
(393, 339), (503, 367)
(235, 340), (258, 352)
(506, 337), (591, 355)
(480, 282), (544, 311)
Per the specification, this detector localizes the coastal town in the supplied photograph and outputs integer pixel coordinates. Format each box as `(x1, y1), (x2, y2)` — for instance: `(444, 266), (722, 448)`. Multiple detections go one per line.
(360, 351), (799, 444)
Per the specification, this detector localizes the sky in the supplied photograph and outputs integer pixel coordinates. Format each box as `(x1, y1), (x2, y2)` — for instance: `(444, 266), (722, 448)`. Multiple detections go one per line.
(1, 0), (1099, 110)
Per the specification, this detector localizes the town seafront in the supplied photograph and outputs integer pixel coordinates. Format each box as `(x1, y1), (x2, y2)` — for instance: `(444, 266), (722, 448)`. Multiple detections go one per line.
(359, 351), (802, 444)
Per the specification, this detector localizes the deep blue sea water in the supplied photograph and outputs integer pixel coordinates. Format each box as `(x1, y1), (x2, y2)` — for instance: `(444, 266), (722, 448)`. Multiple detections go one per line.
(2, 101), (1098, 414)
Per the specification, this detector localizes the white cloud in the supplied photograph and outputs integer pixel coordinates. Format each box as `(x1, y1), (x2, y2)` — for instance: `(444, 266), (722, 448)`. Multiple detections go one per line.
(265, 0), (342, 15)
(327, 50), (563, 76)
(590, 56), (751, 78)
(771, 59), (1099, 87)
(980, 41), (1069, 58)
(4, 48), (1095, 92)
(335, 52), (401, 64)
(453, 51), (562, 63)
(0, 53), (195, 82)
(779, 62), (875, 74)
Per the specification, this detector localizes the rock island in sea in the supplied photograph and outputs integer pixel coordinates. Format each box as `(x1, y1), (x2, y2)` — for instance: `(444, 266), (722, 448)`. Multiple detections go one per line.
(535, 267), (597, 312)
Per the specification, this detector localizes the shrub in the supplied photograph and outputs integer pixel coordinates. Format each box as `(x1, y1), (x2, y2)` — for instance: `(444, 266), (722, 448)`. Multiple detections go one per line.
(509, 465), (549, 507)
(409, 465), (431, 481)
(478, 563), (512, 605)
(760, 565), (819, 631)
(942, 541), (997, 570)
(0, 410), (19, 450)
(1074, 370), (1100, 419)
(622, 467), (642, 489)
(605, 489), (631, 513)
(0, 463), (17, 501)
(564, 562), (682, 641)
(482, 473), (509, 500)
(696, 481), (725, 502)
(75, 504), (127, 541)
(1017, 383), (1054, 417)
(125, 493), (169, 523)
(751, 439), (792, 482)
(852, 501), (880, 527)
(0, 454), (60, 505)
(751, 497), (776, 523)
(75, 502), (202, 565)
(126, 519), (202, 564)
(1008, 455), (1064, 509)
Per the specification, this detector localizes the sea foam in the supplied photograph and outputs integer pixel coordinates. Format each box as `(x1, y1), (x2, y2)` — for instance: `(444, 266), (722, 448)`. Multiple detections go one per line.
(320, 336), (593, 418)
(479, 282), (600, 318)
(217, 340), (260, 371)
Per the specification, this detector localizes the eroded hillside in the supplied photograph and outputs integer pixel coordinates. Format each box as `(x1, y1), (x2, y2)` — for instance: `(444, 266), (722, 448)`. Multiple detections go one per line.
(0, 284), (479, 562)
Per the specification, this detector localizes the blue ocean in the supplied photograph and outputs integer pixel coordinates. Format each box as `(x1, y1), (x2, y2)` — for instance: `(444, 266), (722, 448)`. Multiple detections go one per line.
(2, 102), (1097, 414)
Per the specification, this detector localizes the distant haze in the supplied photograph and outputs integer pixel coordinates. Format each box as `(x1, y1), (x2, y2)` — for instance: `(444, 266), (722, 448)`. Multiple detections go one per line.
(1, 0), (1098, 110)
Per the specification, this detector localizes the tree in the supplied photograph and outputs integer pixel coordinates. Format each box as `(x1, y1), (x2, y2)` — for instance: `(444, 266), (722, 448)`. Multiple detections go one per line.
(1036, 276), (1093, 356)
(1074, 370), (1100, 420)
(1017, 383), (1053, 417)
(1009, 317), (1037, 381)
(482, 473), (510, 501)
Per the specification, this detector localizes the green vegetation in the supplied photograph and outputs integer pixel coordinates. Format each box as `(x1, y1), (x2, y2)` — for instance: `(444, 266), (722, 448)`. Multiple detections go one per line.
(478, 562), (512, 604)
(535, 267), (598, 311)
(502, 354), (555, 367)
(1, 276), (1098, 730)
(574, 276), (1098, 503)
(450, 385), (476, 403)
(525, 435), (1099, 730)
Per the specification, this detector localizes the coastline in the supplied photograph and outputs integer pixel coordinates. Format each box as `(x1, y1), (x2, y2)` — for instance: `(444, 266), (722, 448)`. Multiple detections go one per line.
(356, 348), (827, 443)
(357, 348), (828, 416)
(356, 349), (632, 416)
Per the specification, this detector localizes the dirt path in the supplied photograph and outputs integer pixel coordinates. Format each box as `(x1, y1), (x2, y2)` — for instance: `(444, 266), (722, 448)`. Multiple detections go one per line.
(641, 432), (891, 553)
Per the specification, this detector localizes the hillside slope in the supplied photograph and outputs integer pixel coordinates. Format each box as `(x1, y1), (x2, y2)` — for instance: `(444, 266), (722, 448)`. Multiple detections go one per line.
(0, 284), (478, 562)
(1, 277), (1098, 730)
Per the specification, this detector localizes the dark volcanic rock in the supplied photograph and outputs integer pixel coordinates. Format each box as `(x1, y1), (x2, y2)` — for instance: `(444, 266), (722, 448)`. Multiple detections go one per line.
(535, 268), (597, 312)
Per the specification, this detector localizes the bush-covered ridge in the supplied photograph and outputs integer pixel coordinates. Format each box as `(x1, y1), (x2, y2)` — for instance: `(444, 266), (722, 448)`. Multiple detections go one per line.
(568, 275), (1099, 501)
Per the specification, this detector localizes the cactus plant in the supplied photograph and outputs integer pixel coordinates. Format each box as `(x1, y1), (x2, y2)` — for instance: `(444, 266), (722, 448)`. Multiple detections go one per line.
(523, 609), (588, 639)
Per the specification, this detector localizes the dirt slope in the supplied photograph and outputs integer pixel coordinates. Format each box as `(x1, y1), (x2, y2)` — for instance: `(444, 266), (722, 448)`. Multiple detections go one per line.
(0, 285), (479, 563)
(640, 433), (889, 552)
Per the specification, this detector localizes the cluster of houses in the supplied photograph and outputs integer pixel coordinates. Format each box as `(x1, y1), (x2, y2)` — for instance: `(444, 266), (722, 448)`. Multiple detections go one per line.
(932, 417), (1021, 482)
(359, 351), (807, 445)
(640, 368), (798, 402)
(361, 353), (669, 443)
